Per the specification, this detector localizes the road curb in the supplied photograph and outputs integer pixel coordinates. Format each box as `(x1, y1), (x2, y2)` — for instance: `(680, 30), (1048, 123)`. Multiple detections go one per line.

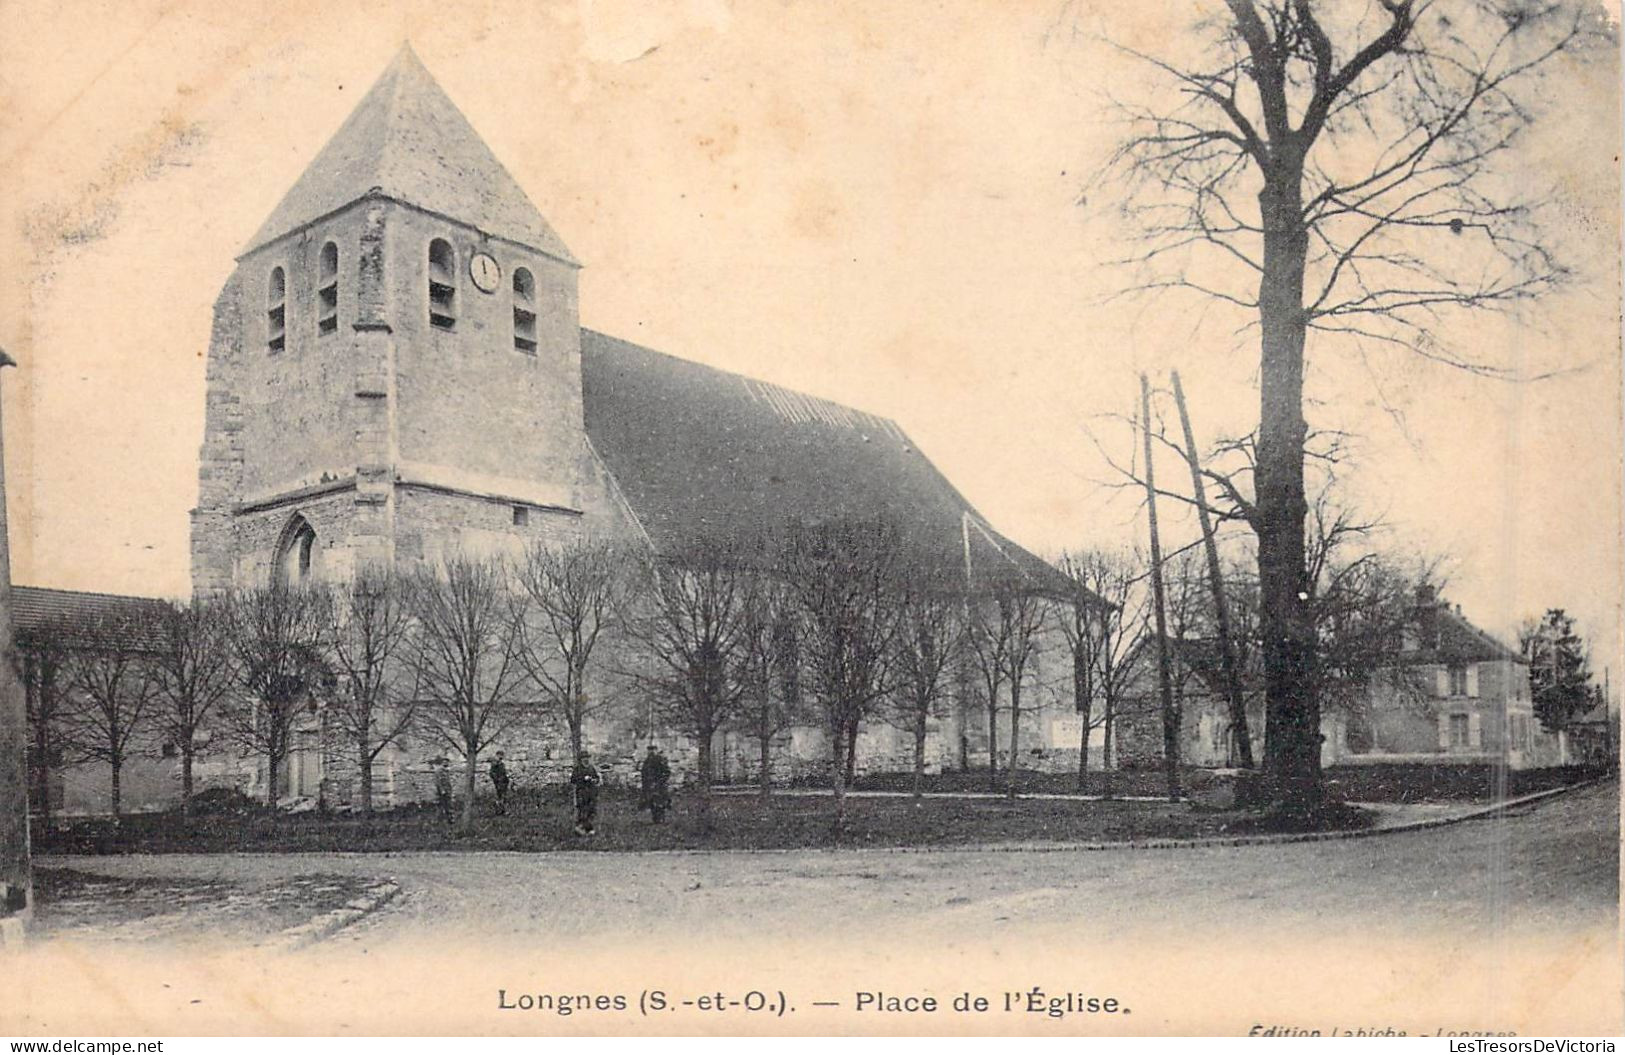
(258, 878), (399, 952)
(587, 776), (1611, 858)
(829, 776), (1610, 856)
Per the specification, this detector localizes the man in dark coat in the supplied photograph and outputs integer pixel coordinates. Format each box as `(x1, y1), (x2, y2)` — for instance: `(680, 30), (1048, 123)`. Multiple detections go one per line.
(569, 751), (602, 836)
(430, 757), (454, 826)
(488, 752), (510, 815)
(639, 744), (672, 823)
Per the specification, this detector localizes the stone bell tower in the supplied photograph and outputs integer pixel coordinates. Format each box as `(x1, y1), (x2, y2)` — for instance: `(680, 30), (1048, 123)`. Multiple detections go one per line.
(191, 45), (593, 593)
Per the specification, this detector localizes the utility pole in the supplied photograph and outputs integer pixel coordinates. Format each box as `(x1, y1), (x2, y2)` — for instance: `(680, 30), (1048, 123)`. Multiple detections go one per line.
(1170, 371), (1255, 771)
(0, 348), (27, 945)
(1141, 375), (1181, 802)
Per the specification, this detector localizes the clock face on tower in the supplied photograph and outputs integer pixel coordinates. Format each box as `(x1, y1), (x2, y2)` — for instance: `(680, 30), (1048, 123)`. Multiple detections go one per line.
(469, 252), (501, 293)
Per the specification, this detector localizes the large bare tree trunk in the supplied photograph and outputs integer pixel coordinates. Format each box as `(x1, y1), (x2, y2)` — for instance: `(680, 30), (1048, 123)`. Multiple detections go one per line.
(1256, 166), (1320, 814)
(109, 761), (122, 820)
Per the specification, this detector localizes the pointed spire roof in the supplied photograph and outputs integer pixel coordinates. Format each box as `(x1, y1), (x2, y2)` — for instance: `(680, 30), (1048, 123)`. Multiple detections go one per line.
(244, 44), (577, 264)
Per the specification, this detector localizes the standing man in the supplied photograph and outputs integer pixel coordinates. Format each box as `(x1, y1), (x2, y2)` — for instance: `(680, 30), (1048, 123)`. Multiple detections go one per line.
(431, 757), (455, 827)
(569, 750), (601, 836)
(488, 751), (510, 816)
(639, 744), (671, 823)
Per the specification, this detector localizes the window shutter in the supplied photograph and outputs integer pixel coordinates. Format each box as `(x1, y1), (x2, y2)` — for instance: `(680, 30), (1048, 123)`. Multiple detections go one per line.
(1468, 712), (1482, 749)
(1438, 715), (1450, 750)
(1436, 668), (1450, 697)
(1466, 664), (1480, 698)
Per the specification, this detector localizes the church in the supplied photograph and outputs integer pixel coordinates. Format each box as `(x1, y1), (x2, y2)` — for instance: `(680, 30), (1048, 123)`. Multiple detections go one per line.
(190, 45), (1055, 598)
(185, 46), (1078, 801)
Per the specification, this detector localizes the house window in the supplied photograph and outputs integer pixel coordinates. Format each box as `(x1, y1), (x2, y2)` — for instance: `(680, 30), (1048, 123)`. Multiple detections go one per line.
(1511, 714), (1529, 751)
(267, 266), (287, 352)
(317, 241), (339, 335)
(1448, 665), (1469, 696)
(428, 238), (457, 330)
(1448, 713), (1470, 748)
(512, 505), (529, 526)
(512, 267), (538, 353)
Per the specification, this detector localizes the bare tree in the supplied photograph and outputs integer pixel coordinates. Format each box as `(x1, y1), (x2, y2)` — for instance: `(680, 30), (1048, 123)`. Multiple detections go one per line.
(222, 585), (330, 807)
(406, 555), (530, 834)
(16, 621), (74, 832)
(778, 520), (902, 838)
(1055, 549), (1147, 797)
(149, 598), (238, 813)
(625, 539), (758, 825)
(964, 597), (1010, 789)
(735, 566), (798, 799)
(58, 610), (160, 820)
(995, 588), (1048, 799)
(515, 538), (631, 758)
(324, 571), (417, 814)
(1101, 1), (1600, 811)
(886, 562), (964, 803)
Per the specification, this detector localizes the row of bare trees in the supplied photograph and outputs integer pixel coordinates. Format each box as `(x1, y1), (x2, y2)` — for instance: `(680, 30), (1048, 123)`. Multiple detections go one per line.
(16, 541), (635, 831)
(19, 518), (1442, 834)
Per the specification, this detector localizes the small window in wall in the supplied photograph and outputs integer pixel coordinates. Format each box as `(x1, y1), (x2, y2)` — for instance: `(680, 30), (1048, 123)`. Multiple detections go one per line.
(267, 266), (287, 352)
(512, 505), (529, 526)
(1447, 712), (1470, 748)
(275, 516), (321, 587)
(1448, 665), (1469, 696)
(512, 267), (538, 353)
(428, 238), (457, 330)
(317, 241), (339, 335)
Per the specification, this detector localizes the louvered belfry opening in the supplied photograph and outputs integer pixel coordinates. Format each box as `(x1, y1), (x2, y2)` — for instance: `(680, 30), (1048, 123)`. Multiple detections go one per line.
(267, 266), (287, 352)
(428, 238), (457, 330)
(512, 266), (537, 353)
(317, 241), (339, 335)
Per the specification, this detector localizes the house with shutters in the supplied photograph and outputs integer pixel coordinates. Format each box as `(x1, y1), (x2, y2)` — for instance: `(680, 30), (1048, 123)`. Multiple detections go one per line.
(1114, 585), (1567, 773)
(1324, 586), (1565, 770)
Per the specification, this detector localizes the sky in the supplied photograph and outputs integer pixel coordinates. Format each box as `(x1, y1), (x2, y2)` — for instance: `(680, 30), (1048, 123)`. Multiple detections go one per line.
(0, 0), (1620, 679)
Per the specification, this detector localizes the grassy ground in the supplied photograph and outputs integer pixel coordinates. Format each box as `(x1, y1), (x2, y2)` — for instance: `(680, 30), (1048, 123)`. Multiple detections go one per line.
(32, 783), (1353, 855)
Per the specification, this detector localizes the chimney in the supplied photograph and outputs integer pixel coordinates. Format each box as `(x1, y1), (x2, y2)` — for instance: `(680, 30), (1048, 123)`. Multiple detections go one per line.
(1415, 584), (1441, 649)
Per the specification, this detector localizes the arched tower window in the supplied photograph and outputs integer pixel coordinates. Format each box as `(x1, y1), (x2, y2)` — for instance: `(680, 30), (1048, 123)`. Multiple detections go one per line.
(267, 267), (287, 352)
(274, 515), (321, 587)
(428, 238), (457, 330)
(317, 241), (339, 336)
(512, 267), (537, 354)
